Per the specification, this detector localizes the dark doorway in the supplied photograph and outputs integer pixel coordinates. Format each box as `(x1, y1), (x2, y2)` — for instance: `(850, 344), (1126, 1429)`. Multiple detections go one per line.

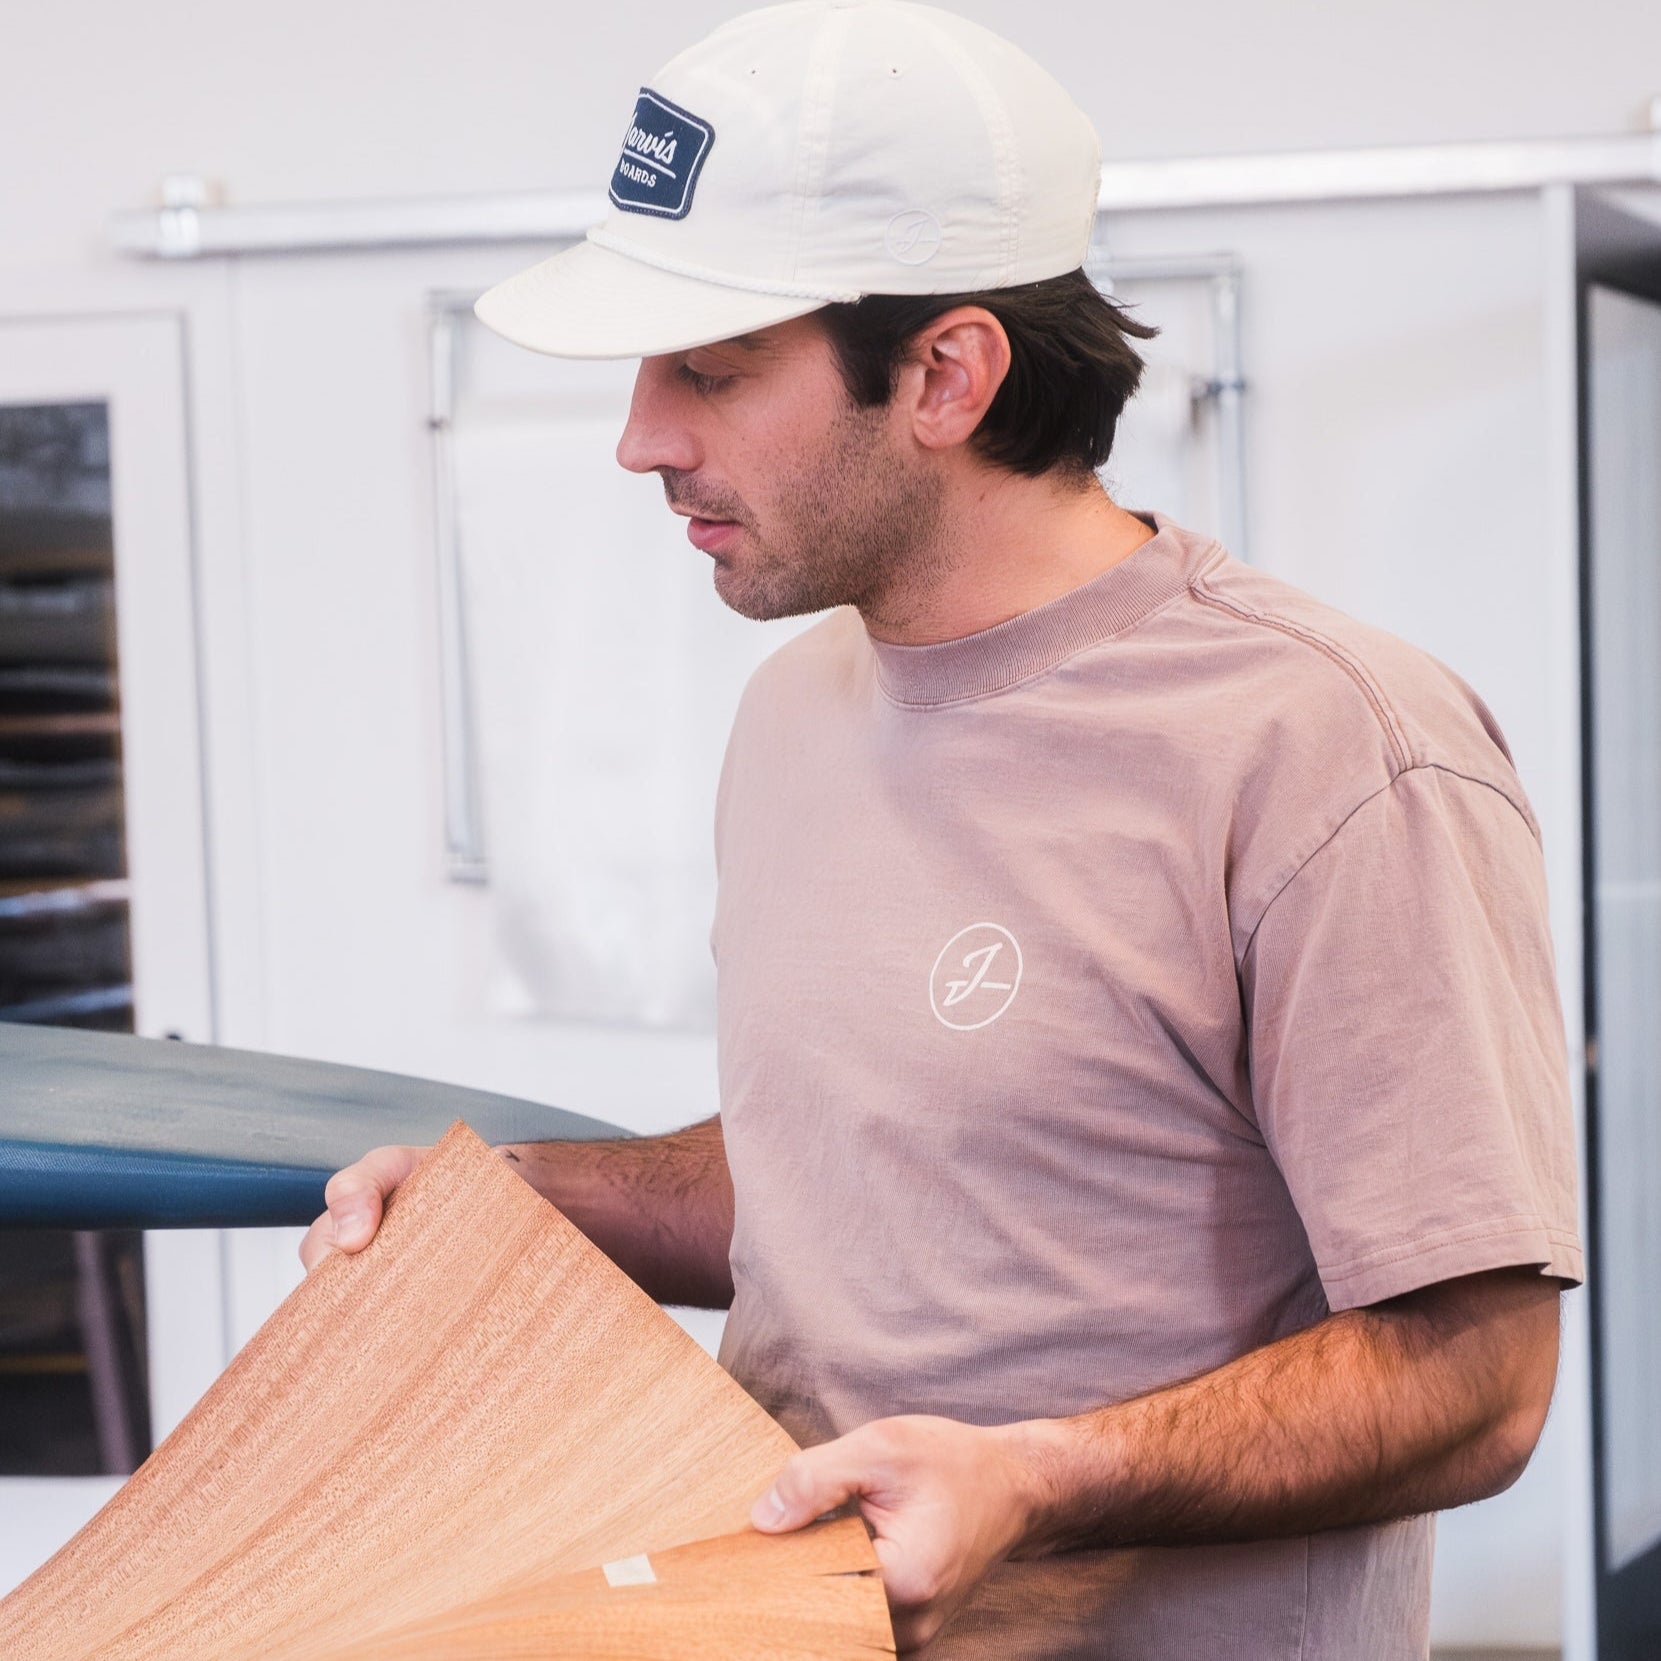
(0, 401), (149, 1477)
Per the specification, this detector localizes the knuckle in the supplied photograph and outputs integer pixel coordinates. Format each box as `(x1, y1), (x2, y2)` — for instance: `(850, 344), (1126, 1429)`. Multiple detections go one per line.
(776, 1453), (813, 1501)
(382, 1144), (423, 1179)
(322, 1169), (361, 1208)
(861, 1419), (906, 1464)
(908, 1564), (947, 1607)
(368, 1145), (409, 1179)
(325, 1144), (409, 1207)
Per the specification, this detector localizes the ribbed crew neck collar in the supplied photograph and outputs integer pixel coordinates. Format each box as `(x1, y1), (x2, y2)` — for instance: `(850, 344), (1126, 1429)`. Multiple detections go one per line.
(867, 513), (1224, 707)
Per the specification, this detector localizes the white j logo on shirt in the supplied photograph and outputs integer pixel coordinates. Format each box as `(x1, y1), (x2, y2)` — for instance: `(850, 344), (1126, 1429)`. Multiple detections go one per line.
(929, 923), (1023, 1031)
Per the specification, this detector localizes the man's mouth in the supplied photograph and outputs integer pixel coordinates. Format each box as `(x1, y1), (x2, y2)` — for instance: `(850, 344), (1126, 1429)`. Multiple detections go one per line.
(663, 475), (749, 557)
(685, 516), (742, 556)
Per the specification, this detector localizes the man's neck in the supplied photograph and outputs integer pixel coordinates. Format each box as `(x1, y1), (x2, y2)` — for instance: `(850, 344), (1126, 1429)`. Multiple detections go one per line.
(858, 467), (1157, 647)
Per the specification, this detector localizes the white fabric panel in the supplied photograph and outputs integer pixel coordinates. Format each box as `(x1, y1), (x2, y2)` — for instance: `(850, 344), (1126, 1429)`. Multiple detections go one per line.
(453, 352), (810, 1030)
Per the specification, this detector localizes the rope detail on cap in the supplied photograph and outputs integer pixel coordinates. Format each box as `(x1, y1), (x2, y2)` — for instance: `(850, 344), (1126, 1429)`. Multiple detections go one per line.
(585, 228), (863, 301)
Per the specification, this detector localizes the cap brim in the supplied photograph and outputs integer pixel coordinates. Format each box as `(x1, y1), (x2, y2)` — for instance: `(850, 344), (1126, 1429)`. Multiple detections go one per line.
(473, 238), (831, 360)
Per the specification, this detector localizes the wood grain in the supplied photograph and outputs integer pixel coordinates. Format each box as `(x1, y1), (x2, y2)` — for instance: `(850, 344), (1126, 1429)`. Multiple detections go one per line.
(0, 1122), (893, 1659)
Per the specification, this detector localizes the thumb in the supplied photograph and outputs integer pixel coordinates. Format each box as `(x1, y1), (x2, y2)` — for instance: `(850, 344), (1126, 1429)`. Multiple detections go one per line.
(751, 1440), (866, 1533)
(322, 1170), (383, 1252)
(322, 1144), (422, 1252)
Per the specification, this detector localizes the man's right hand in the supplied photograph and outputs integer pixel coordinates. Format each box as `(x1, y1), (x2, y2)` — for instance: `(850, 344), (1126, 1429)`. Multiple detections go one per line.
(299, 1145), (426, 1273)
(294, 1117), (736, 1308)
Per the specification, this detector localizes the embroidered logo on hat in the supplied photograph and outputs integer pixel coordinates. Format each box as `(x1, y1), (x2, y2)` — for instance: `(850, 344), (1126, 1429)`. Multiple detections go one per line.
(884, 208), (944, 266)
(608, 88), (715, 221)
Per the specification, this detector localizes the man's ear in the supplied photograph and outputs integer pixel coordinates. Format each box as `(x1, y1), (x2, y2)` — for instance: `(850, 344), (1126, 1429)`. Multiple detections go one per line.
(895, 307), (1012, 454)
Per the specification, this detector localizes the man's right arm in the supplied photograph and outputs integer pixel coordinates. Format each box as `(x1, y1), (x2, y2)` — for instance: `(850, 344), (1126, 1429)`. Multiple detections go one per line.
(297, 1115), (735, 1308)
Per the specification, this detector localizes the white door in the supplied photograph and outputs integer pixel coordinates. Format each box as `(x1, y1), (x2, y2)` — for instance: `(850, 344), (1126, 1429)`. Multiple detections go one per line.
(0, 313), (220, 1594)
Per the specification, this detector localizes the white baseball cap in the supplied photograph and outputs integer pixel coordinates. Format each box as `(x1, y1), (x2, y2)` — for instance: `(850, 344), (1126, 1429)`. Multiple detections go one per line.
(474, 0), (1101, 360)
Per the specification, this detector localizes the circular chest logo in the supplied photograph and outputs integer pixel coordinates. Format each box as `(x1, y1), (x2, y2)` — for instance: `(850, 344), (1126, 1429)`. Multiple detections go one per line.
(884, 209), (944, 266)
(929, 923), (1022, 1031)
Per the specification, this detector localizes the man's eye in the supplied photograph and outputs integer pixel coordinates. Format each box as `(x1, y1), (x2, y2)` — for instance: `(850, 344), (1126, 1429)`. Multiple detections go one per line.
(676, 364), (733, 395)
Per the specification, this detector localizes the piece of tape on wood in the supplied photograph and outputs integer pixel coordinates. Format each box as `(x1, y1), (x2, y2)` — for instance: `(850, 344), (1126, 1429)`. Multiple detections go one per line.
(602, 1553), (657, 1587)
(0, 1121), (894, 1659)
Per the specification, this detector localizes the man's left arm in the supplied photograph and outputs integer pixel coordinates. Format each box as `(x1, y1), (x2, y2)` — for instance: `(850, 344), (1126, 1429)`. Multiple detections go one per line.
(753, 1265), (1561, 1652)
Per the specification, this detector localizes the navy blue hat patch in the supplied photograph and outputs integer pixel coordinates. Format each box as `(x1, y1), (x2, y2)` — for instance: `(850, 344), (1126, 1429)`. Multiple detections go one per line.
(608, 89), (715, 221)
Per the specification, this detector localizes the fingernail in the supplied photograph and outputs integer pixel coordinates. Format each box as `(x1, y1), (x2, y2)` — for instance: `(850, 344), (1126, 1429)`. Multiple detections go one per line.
(331, 1204), (370, 1245)
(753, 1488), (786, 1527)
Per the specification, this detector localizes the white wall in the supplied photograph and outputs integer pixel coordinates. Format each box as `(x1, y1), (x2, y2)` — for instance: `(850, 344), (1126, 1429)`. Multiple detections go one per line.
(3, 0), (1660, 274)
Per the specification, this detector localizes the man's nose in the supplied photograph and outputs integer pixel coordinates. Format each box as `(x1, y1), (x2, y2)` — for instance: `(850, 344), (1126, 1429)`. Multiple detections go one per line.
(616, 358), (699, 476)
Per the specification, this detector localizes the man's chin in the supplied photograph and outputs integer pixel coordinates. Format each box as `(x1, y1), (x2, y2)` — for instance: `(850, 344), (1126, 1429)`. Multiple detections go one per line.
(710, 564), (777, 622)
(710, 561), (829, 624)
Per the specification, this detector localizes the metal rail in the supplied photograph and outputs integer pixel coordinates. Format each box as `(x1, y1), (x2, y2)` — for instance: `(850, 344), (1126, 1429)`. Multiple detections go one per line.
(109, 133), (1661, 260)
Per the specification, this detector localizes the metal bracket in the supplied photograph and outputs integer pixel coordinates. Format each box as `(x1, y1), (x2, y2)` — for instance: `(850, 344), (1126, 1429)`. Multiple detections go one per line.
(426, 296), (490, 884)
(1087, 252), (1250, 564)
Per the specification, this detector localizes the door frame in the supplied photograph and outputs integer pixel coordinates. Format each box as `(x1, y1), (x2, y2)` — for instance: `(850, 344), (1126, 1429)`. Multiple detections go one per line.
(1574, 188), (1661, 1660)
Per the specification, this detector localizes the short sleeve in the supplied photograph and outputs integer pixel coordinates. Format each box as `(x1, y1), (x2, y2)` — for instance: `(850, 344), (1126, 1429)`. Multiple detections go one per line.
(1240, 764), (1583, 1310)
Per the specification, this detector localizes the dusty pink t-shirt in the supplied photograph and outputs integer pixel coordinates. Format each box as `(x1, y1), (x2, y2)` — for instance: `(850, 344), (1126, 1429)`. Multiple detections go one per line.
(712, 514), (1582, 1659)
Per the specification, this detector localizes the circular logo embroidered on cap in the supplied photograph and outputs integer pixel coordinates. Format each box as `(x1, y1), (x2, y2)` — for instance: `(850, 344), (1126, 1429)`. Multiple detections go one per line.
(884, 209), (944, 266)
(929, 923), (1023, 1031)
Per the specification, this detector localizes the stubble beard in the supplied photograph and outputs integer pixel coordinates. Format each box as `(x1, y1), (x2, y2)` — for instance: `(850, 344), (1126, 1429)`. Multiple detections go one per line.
(671, 402), (947, 625)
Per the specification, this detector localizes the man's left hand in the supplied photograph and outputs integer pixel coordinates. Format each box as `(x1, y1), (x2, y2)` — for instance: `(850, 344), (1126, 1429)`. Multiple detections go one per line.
(747, 1270), (1562, 1652)
(750, 1413), (1043, 1652)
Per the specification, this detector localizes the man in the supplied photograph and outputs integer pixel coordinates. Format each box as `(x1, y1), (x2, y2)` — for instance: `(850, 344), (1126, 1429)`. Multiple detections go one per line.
(302, 4), (1582, 1655)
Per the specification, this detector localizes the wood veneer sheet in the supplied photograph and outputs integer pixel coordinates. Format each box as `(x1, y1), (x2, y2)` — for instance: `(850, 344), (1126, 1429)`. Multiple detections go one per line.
(0, 1122), (894, 1660)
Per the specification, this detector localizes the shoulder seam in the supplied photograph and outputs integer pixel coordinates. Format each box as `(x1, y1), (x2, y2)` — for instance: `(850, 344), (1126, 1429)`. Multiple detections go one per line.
(1239, 762), (1543, 965)
(1421, 761), (1541, 841)
(1189, 573), (1414, 771)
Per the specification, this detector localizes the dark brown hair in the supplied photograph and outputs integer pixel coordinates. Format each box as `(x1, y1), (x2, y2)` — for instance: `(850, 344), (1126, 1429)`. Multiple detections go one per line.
(815, 268), (1158, 479)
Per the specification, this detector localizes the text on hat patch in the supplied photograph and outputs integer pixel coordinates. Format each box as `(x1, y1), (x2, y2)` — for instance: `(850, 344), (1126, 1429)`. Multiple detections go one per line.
(609, 89), (715, 221)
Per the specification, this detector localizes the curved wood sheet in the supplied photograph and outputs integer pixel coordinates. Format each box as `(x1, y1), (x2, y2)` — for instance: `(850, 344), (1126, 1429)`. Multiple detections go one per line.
(0, 1122), (893, 1659)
